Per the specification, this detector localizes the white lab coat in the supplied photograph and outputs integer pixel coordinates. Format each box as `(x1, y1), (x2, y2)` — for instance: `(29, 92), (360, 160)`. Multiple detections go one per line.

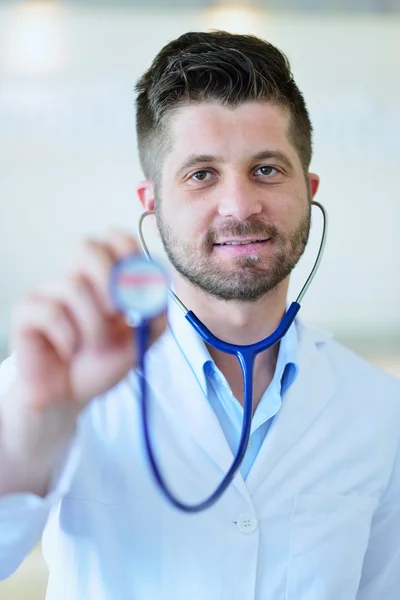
(0, 319), (399, 600)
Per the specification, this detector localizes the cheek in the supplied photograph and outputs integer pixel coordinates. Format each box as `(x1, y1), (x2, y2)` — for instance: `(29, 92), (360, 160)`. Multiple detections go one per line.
(160, 204), (203, 244)
(162, 198), (214, 240)
(265, 196), (298, 230)
(272, 185), (309, 229)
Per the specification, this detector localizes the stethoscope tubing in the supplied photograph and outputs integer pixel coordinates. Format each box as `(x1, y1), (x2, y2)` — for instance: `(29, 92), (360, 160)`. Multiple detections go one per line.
(136, 202), (327, 512)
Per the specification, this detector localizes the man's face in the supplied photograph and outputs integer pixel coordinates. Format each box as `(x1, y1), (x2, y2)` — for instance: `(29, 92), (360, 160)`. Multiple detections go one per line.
(154, 101), (315, 302)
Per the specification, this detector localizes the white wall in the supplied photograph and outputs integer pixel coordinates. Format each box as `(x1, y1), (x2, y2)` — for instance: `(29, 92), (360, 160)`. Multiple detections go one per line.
(0, 5), (399, 352)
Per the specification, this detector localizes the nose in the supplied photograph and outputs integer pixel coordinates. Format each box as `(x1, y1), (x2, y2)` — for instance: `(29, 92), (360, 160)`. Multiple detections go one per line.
(217, 176), (262, 221)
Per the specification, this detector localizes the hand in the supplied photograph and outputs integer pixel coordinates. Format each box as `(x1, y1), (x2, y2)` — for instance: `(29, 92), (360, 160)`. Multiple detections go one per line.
(10, 231), (167, 412)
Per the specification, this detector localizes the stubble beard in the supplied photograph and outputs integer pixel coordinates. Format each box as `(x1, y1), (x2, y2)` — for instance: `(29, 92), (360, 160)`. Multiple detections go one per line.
(155, 202), (311, 302)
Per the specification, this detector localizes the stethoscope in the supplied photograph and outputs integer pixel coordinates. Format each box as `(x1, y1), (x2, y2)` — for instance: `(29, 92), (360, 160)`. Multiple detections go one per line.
(110, 201), (327, 512)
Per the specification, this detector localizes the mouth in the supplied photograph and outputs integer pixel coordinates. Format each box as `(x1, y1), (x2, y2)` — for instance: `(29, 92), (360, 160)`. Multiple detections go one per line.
(213, 238), (271, 255)
(214, 238), (269, 246)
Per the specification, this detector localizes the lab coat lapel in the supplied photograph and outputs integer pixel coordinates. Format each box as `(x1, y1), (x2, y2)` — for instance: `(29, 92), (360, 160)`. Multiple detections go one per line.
(144, 330), (251, 503)
(245, 323), (337, 494)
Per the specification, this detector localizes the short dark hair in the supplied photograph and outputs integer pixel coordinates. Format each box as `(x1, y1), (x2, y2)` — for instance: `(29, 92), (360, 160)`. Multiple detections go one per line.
(135, 30), (313, 183)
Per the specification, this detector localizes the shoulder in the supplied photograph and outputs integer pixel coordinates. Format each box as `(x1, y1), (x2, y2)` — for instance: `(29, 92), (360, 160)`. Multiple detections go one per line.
(327, 338), (398, 387)
(298, 320), (400, 402)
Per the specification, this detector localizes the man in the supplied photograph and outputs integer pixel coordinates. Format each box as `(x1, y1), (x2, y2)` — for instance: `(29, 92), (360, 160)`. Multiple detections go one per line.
(0, 31), (399, 600)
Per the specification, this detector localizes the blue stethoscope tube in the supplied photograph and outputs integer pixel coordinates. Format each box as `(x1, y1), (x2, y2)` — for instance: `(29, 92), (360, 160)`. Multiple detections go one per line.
(135, 201), (327, 513)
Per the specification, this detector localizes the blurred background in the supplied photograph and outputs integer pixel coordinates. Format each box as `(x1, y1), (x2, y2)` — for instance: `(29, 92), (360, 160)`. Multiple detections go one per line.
(0, 0), (399, 597)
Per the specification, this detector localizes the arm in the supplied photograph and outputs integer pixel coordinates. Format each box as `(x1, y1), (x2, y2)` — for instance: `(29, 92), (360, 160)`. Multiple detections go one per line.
(0, 232), (167, 579)
(0, 356), (81, 579)
(0, 371), (79, 499)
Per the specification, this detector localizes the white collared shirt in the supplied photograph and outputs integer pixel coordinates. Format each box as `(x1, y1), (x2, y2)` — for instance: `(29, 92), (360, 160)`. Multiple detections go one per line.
(168, 300), (298, 479)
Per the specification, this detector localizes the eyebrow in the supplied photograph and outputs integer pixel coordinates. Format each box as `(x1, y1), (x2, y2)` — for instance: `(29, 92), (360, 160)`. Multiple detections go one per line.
(252, 150), (294, 172)
(176, 150), (294, 178)
(176, 155), (218, 178)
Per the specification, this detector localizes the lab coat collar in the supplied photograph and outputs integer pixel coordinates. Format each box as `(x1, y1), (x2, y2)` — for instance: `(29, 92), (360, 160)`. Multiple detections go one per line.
(245, 320), (336, 496)
(166, 297), (211, 396)
(145, 301), (252, 503)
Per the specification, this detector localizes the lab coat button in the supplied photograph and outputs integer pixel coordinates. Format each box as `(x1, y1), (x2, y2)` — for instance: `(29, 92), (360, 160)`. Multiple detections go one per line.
(236, 513), (258, 534)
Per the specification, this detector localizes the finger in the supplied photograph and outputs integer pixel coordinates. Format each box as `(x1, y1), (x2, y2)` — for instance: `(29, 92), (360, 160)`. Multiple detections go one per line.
(71, 234), (143, 316)
(67, 231), (144, 319)
(12, 294), (79, 362)
(39, 275), (112, 350)
(105, 229), (141, 258)
(70, 239), (117, 314)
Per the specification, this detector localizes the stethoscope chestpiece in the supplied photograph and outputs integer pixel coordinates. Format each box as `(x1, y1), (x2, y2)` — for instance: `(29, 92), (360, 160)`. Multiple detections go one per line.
(110, 253), (169, 326)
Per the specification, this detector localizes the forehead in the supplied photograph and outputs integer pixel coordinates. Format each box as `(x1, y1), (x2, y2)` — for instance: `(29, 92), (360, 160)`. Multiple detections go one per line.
(165, 101), (299, 167)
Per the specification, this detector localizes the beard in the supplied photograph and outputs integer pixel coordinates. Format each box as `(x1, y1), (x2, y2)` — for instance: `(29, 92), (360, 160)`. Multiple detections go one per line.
(155, 202), (311, 303)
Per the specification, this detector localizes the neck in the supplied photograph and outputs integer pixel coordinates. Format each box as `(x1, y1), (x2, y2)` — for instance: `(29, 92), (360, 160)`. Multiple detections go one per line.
(172, 274), (289, 410)
(172, 273), (289, 343)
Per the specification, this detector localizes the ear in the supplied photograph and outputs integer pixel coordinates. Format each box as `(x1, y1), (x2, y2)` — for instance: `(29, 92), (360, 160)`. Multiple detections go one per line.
(307, 173), (320, 199)
(137, 180), (155, 211)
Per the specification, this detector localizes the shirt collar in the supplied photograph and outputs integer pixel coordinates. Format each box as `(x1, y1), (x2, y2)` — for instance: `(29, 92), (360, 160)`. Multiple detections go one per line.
(272, 316), (298, 397)
(167, 298), (299, 398)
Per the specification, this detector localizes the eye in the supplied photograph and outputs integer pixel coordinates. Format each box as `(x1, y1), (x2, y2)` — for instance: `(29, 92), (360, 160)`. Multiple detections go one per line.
(254, 166), (278, 177)
(191, 170), (214, 182)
